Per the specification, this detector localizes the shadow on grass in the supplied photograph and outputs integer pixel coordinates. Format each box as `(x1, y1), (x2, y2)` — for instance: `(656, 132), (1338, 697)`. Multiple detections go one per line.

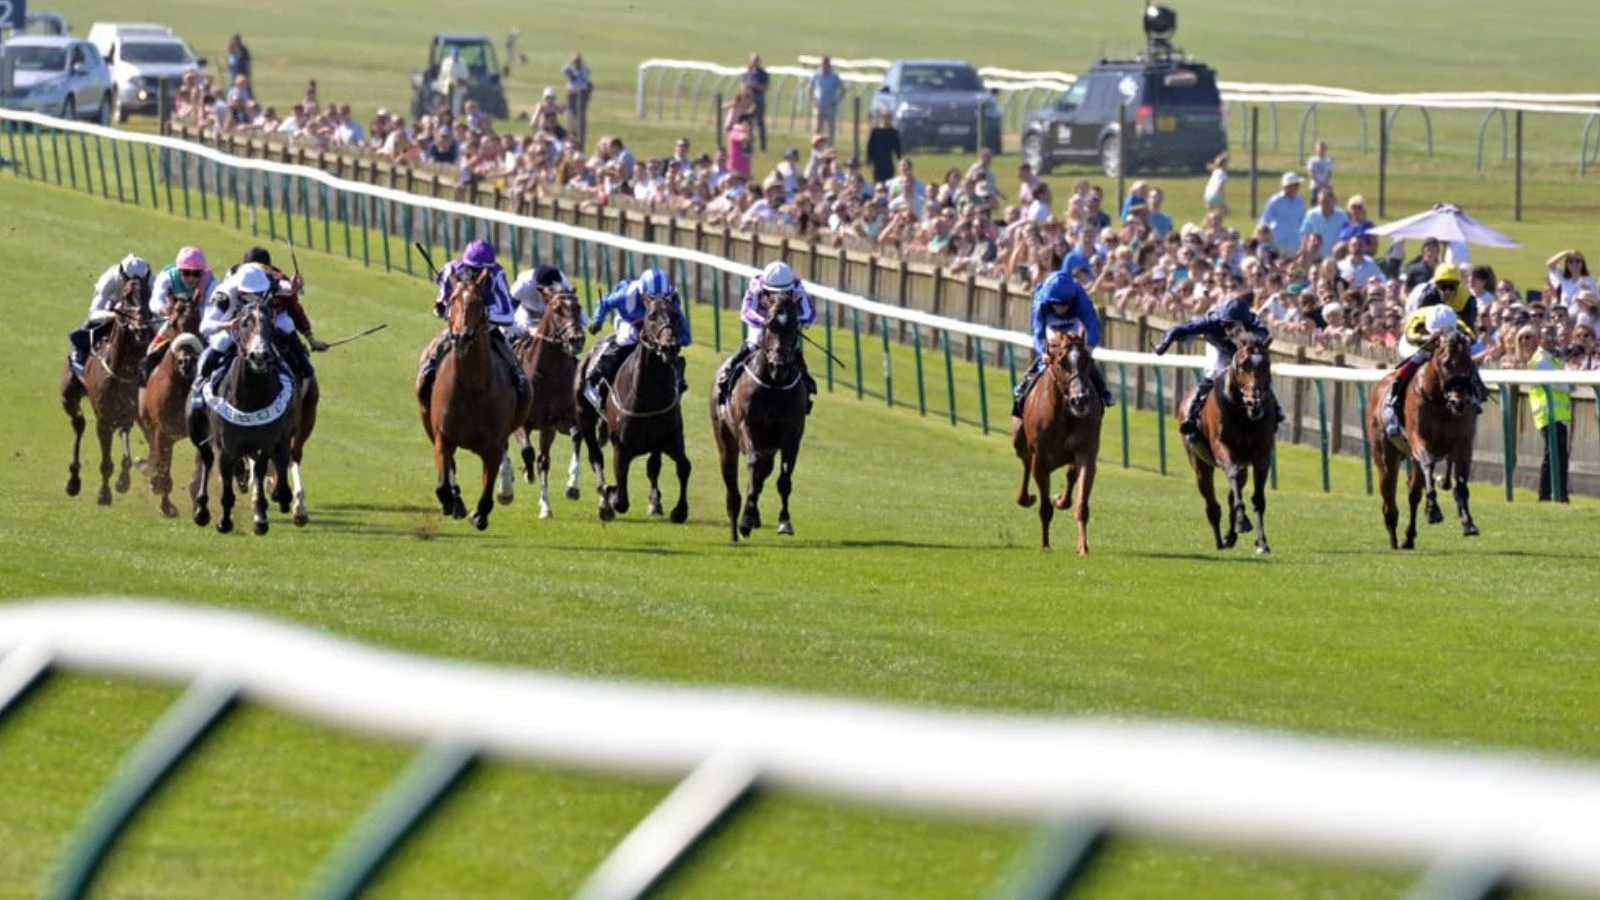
(319, 501), (440, 515)
(1122, 550), (1253, 563)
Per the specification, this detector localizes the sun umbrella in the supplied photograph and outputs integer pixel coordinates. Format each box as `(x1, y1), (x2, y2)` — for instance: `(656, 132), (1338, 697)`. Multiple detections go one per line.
(1370, 203), (1521, 248)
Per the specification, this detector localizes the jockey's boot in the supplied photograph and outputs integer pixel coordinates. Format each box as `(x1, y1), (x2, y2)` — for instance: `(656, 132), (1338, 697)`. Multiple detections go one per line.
(673, 356), (688, 394)
(1091, 360), (1115, 408)
(1383, 352), (1427, 441)
(1012, 356), (1045, 418)
(799, 355), (817, 415)
(280, 335), (315, 382)
(416, 336), (448, 407)
(716, 343), (754, 415)
(1181, 378), (1214, 440)
(1470, 370), (1490, 412)
(491, 330), (530, 407)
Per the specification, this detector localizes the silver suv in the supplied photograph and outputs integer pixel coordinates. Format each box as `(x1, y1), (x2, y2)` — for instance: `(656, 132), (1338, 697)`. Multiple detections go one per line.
(0, 36), (115, 123)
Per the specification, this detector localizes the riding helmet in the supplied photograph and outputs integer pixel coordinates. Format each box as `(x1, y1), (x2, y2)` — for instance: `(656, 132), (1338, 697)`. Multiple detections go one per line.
(638, 268), (673, 299)
(462, 239), (497, 268)
(1432, 263), (1462, 285)
(120, 255), (151, 280)
(761, 261), (796, 293)
(243, 246), (273, 266)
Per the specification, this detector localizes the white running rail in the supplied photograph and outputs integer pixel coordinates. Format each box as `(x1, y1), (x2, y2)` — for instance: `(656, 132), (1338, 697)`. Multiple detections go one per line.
(4, 598), (1600, 894)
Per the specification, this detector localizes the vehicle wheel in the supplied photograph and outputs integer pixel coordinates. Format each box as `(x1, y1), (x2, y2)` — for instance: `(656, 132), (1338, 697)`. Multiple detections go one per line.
(113, 93), (128, 124)
(61, 97), (76, 121)
(1022, 133), (1050, 174)
(1100, 135), (1122, 178)
(95, 94), (112, 126)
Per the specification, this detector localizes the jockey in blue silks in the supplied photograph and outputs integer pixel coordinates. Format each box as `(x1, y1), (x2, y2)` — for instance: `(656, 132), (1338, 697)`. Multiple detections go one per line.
(1012, 269), (1113, 417)
(416, 238), (528, 406)
(582, 267), (691, 409)
(1153, 291), (1285, 439)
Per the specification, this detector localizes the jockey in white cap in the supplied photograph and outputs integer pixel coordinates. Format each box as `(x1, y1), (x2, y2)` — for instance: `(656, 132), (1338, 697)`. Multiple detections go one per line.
(68, 254), (151, 376)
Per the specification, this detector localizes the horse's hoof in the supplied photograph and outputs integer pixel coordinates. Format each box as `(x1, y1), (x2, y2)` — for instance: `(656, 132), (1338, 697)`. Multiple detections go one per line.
(1462, 523), (1480, 537)
(160, 499), (179, 519)
(293, 511), (309, 527)
(115, 472), (131, 493)
(1052, 494), (1071, 510)
(1400, 540), (1415, 551)
(614, 500), (631, 515)
(470, 513), (488, 531)
(564, 486), (580, 501)
(1427, 509), (1444, 526)
(217, 517), (234, 534)
(739, 523), (752, 538)
(648, 504), (664, 518)
(777, 520), (794, 535)
(598, 505), (615, 522)
(65, 475), (81, 497)
(670, 506), (689, 525)
(1076, 546), (1089, 557)
(539, 505), (553, 520)
(97, 487), (112, 506)
(1039, 544), (1052, 553)
(497, 492), (515, 505)
(451, 500), (467, 520)
(193, 507), (210, 527)
(1255, 543), (1271, 555)
(1017, 494), (1036, 508)
(1221, 534), (1237, 550)
(254, 520), (269, 536)
(1237, 518), (1253, 533)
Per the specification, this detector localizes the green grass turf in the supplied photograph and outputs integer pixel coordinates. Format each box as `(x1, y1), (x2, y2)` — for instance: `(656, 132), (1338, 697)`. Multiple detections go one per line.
(2, 155), (1600, 897)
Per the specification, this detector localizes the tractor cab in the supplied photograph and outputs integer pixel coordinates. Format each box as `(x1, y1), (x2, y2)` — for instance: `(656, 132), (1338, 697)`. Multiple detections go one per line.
(410, 33), (509, 119)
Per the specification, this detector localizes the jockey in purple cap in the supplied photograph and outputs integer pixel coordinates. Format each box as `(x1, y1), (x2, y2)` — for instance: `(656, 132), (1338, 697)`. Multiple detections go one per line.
(416, 238), (528, 407)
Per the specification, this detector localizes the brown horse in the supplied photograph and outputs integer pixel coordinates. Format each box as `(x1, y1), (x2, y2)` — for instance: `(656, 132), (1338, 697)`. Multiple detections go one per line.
(420, 269), (530, 530)
(1183, 331), (1277, 553)
(712, 291), (809, 543)
(137, 294), (204, 518)
(1365, 330), (1480, 549)
(510, 288), (586, 519)
(62, 277), (153, 505)
(1011, 329), (1104, 554)
(576, 298), (691, 523)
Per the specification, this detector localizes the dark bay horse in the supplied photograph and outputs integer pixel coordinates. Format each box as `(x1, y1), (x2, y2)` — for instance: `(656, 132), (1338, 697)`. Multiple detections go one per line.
(1183, 331), (1276, 553)
(62, 277), (153, 505)
(138, 294), (203, 518)
(576, 298), (691, 523)
(1011, 329), (1104, 554)
(1365, 330), (1480, 549)
(420, 269), (530, 530)
(511, 288), (586, 519)
(712, 292), (808, 543)
(191, 300), (298, 534)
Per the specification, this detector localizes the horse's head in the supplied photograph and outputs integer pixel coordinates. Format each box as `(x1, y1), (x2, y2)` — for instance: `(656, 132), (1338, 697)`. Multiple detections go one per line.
(1046, 328), (1095, 418)
(1429, 330), (1476, 416)
(760, 291), (802, 373)
(169, 333), (205, 380)
(539, 287), (587, 356)
(446, 268), (490, 354)
(638, 296), (683, 363)
(1229, 332), (1274, 422)
(235, 299), (281, 375)
(116, 274), (154, 335)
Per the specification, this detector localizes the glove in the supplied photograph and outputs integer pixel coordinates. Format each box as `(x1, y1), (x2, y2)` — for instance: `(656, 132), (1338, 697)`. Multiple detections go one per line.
(432, 301), (447, 318)
(1154, 335), (1173, 355)
(587, 320), (602, 336)
(308, 336), (330, 352)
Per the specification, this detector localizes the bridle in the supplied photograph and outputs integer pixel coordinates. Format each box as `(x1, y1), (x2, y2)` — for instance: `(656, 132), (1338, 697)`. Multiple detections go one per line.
(445, 271), (489, 351)
(1047, 338), (1095, 418)
(1421, 333), (1475, 415)
(1228, 340), (1271, 422)
(636, 297), (681, 363)
(537, 289), (586, 356)
(235, 299), (282, 375)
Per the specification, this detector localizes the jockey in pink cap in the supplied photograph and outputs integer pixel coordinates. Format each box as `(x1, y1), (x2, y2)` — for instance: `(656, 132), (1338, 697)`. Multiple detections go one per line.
(143, 246), (219, 384)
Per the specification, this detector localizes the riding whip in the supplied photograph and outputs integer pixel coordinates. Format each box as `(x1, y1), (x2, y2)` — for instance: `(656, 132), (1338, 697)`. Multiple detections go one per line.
(322, 323), (388, 348)
(415, 243), (439, 280)
(801, 331), (846, 369)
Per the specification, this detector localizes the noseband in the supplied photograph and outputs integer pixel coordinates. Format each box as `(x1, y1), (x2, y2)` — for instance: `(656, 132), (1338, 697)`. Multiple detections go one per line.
(1229, 344), (1270, 421)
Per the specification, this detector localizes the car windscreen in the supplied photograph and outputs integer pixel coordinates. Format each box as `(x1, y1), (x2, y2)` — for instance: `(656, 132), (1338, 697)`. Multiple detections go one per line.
(7, 46), (69, 72)
(120, 42), (193, 65)
(1142, 68), (1220, 107)
(900, 65), (984, 92)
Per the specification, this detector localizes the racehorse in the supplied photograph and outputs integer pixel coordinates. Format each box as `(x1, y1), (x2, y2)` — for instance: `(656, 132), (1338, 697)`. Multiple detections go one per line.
(1365, 330), (1481, 549)
(137, 295), (203, 518)
(576, 297), (691, 523)
(712, 291), (809, 543)
(509, 287), (586, 519)
(61, 276), (153, 505)
(1011, 328), (1104, 554)
(420, 268), (530, 530)
(1182, 330), (1276, 553)
(191, 299), (298, 534)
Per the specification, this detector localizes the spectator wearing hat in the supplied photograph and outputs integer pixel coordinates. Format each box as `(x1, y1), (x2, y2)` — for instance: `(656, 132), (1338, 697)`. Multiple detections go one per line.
(1299, 186), (1349, 261)
(1259, 172), (1306, 254)
(1573, 290), (1600, 336)
(533, 87), (565, 136)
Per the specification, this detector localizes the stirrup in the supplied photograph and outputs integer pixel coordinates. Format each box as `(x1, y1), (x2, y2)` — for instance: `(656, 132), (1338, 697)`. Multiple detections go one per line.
(583, 382), (603, 409)
(1178, 418), (1200, 437)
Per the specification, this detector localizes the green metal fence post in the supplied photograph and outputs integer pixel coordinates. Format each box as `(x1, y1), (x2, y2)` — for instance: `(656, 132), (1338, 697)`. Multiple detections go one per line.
(306, 178), (319, 251)
(1005, 343), (1018, 392)
(1357, 383), (1372, 495)
(266, 174), (278, 241)
(824, 300), (836, 394)
(710, 268), (722, 352)
(975, 337), (988, 434)
(676, 258), (693, 335)
(62, 127), (77, 190)
(403, 205), (414, 275)
(144, 145), (158, 210)
(340, 190), (353, 258)
(1154, 366), (1168, 476)
(127, 143), (141, 205)
(3, 121), (19, 179)
(852, 307), (864, 401)
(1315, 379), (1330, 493)
(509, 226), (523, 279)
(912, 323), (926, 416)
(986, 818), (1108, 900)
(943, 330), (957, 426)
(1119, 363), (1130, 468)
(881, 316), (894, 408)
(92, 135), (108, 199)
(197, 156), (209, 221)
(1500, 384), (1515, 501)
(230, 167), (241, 232)
(380, 200), (393, 272)
(359, 194), (371, 267)
(34, 126), (48, 185)
(179, 149), (191, 218)
(110, 138), (125, 204)
(579, 239), (594, 307)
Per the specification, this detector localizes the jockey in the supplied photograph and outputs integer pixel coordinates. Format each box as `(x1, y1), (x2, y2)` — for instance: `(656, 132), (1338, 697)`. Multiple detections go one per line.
(226, 246), (328, 382)
(191, 263), (295, 407)
(140, 246), (218, 383)
(507, 264), (582, 342)
(1153, 291), (1286, 439)
(1404, 262), (1478, 330)
(417, 238), (528, 406)
(1382, 303), (1480, 442)
(714, 261), (819, 415)
(582, 267), (691, 409)
(1012, 269), (1113, 417)
(69, 254), (151, 376)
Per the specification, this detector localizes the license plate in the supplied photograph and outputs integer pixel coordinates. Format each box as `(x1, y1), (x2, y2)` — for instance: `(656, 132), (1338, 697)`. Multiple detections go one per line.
(1156, 115), (1177, 132)
(937, 124), (971, 136)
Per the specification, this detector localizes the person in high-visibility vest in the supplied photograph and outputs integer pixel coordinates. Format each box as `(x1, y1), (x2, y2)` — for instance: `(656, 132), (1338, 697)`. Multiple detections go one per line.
(1525, 325), (1573, 503)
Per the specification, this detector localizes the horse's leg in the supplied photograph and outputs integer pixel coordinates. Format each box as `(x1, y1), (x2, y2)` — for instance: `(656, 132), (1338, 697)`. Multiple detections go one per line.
(516, 426), (536, 482)
(717, 426), (742, 543)
(1052, 464), (1074, 511)
(1422, 460), (1444, 526)
(1073, 460), (1095, 557)
(536, 427), (557, 519)
(191, 439), (213, 528)
(565, 430), (582, 500)
(611, 448), (634, 516)
(1015, 444), (1037, 508)
(497, 451), (516, 505)
(433, 437), (456, 517)
(740, 449), (773, 538)
(668, 435), (691, 525)
(646, 451), (665, 517)
(153, 430), (179, 518)
(1376, 447), (1400, 550)
(95, 418), (116, 506)
(581, 415), (612, 520)
(62, 368), (86, 497)
(116, 426), (134, 494)
(217, 449), (237, 534)
(469, 448), (499, 531)
(1251, 456), (1271, 555)
(287, 453), (308, 526)
(1032, 459), (1054, 551)
(1454, 453), (1479, 537)
(1191, 457), (1225, 550)
(253, 450), (278, 536)
(1402, 459), (1424, 550)
(1225, 462), (1251, 537)
(775, 439), (800, 536)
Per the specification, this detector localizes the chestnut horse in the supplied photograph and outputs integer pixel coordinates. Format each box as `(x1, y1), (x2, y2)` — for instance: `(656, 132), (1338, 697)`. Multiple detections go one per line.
(191, 299), (297, 535)
(712, 291), (808, 543)
(576, 297), (691, 523)
(1012, 329), (1104, 554)
(62, 277), (153, 505)
(138, 294), (203, 518)
(420, 269), (530, 530)
(509, 287), (587, 519)
(1364, 330), (1480, 549)
(1183, 331), (1276, 553)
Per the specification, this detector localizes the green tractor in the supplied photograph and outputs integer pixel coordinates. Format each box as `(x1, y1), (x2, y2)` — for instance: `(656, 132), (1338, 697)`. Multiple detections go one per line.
(410, 31), (523, 120)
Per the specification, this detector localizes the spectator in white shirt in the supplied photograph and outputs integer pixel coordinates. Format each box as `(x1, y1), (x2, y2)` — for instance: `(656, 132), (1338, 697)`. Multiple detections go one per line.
(1023, 182), (1052, 222)
(1337, 235), (1386, 286)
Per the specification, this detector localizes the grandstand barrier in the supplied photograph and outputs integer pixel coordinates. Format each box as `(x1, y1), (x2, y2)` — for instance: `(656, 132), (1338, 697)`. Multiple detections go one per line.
(4, 109), (1596, 500)
(5, 599), (1600, 898)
